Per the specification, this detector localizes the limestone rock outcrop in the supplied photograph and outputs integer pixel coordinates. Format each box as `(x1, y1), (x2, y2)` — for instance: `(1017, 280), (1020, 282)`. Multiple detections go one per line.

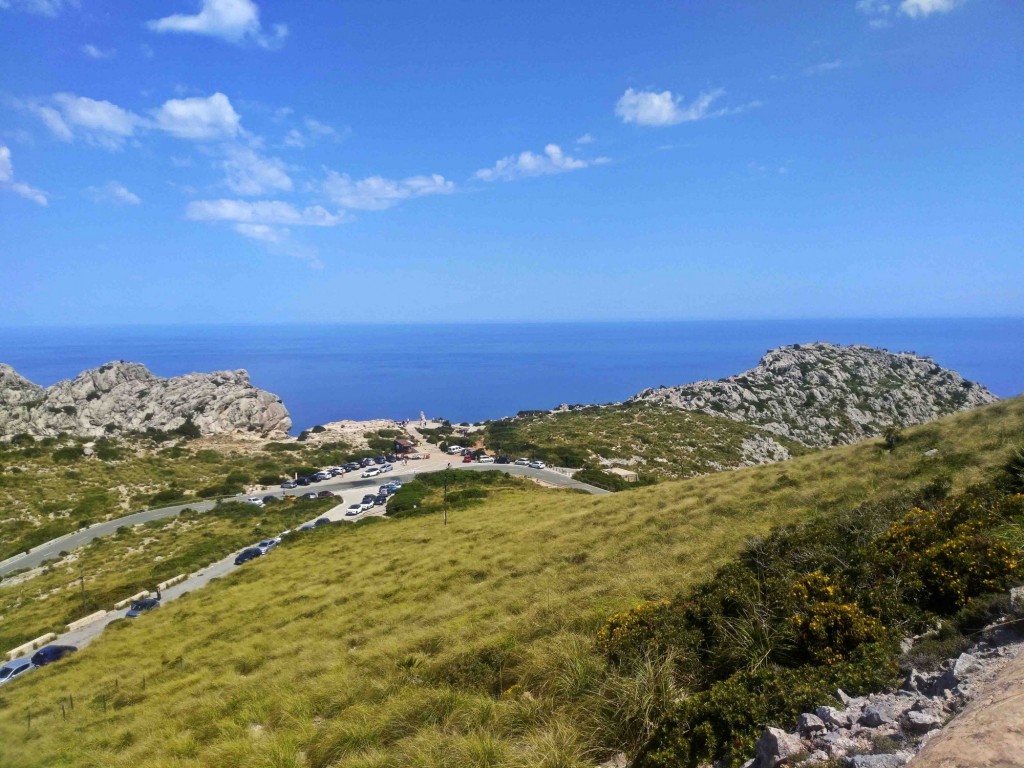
(0, 361), (291, 438)
(630, 343), (996, 447)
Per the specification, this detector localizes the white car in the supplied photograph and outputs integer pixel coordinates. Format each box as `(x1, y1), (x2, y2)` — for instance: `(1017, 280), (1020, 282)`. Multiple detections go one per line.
(380, 463), (393, 473)
(446, 445), (464, 454)
(528, 460), (546, 469)
(514, 458), (530, 466)
(256, 538), (279, 554)
(361, 467), (381, 478)
(478, 456), (494, 463)
(245, 497), (265, 506)
(360, 500), (375, 512)
(345, 504), (363, 517)
(0, 658), (34, 686)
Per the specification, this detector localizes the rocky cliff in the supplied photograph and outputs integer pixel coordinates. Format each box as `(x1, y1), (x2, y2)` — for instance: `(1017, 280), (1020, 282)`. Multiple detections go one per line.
(629, 343), (997, 447)
(0, 362), (291, 438)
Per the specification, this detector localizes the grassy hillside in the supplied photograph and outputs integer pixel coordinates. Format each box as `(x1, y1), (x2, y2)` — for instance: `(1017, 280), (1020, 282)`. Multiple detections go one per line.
(482, 403), (807, 478)
(0, 432), (368, 560)
(0, 398), (1021, 768)
(0, 496), (339, 652)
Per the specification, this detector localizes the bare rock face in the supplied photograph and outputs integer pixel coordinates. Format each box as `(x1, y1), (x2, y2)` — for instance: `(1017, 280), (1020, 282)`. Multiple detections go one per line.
(0, 361), (291, 438)
(629, 343), (997, 448)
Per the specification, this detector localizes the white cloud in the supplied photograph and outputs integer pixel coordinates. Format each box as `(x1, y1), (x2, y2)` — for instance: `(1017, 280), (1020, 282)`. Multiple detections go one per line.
(147, 0), (288, 49)
(322, 171), (454, 210)
(222, 146), (291, 195)
(47, 93), (140, 148)
(615, 87), (726, 127)
(35, 105), (73, 141)
(804, 59), (843, 75)
(575, 133), (595, 145)
(151, 93), (241, 140)
(856, 0), (963, 24)
(0, 0), (77, 16)
(474, 144), (608, 183)
(899, 0), (963, 16)
(86, 181), (141, 205)
(82, 43), (114, 59)
(234, 222), (287, 242)
(186, 198), (343, 227)
(0, 144), (48, 205)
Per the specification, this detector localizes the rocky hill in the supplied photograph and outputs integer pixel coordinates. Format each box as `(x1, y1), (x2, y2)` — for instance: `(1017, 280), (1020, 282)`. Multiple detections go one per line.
(0, 361), (291, 438)
(629, 343), (997, 447)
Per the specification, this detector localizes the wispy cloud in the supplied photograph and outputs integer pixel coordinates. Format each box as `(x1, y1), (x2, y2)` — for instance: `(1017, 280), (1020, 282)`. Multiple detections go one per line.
(86, 181), (141, 205)
(81, 43), (114, 59)
(0, 144), (48, 205)
(856, 0), (964, 26)
(804, 59), (843, 75)
(221, 145), (291, 195)
(0, 0), (77, 16)
(283, 117), (344, 149)
(575, 133), (596, 145)
(147, 0), (288, 49)
(186, 198), (344, 227)
(474, 144), (608, 183)
(322, 171), (454, 210)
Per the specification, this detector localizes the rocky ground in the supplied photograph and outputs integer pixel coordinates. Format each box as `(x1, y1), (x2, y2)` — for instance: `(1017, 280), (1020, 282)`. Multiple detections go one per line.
(745, 588), (1024, 768)
(630, 343), (997, 448)
(0, 361), (290, 438)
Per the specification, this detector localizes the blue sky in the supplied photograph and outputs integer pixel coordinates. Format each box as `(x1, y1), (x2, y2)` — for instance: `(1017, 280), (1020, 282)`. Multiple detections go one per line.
(1, 0), (1022, 326)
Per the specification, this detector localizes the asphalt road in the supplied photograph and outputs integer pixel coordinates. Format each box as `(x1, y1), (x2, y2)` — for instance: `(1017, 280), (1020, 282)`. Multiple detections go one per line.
(0, 462), (606, 577)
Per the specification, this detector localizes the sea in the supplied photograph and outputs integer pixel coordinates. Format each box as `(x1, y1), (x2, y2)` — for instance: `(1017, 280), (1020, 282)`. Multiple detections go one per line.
(1, 319), (1021, 434)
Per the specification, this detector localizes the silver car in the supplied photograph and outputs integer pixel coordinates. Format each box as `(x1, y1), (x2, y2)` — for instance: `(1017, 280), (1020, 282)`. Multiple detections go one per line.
(0, 658), (35, 686)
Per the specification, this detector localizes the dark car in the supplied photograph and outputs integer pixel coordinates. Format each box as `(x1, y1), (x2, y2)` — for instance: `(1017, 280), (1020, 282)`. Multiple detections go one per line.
(496, 456), (511, 464)
(296, 476), (310, 486)
(317, 490), (335, 498)
(234, 547), (262, 566)
(374, 494), (388, 506)
(386, 453), (398, 463)
(281, 480), (298, 489)
(361, 494), (377, 505)
(301, 492), (318, 500)
(126, 597), (160, 618)
(31, 645), (77, 667)
(313, 517), (331, 527)
(360, 458), (374, 467)
(262, 495), (277, 504)
(373, 455), (386, 465)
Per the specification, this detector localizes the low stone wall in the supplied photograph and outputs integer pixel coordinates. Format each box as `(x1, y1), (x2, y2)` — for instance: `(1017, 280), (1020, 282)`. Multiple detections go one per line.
(113, 591), (150, 610)
(157, 574), (186, 591)
(66, 610), (107, 632)
(6, 632), (57, 661)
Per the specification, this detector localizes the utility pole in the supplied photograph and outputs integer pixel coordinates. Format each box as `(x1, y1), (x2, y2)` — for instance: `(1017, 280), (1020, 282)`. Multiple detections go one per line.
(444, 462), (450, 527)
(79, 565), (86, 614)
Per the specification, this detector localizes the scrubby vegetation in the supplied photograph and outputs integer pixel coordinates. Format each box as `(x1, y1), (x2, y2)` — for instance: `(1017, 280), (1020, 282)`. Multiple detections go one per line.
(0, 398), (1020, 768)
(482, 403), (806, 477)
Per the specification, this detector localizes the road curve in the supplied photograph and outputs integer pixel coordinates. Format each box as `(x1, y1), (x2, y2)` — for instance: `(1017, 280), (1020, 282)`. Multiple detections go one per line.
(0, 463), (607, 577)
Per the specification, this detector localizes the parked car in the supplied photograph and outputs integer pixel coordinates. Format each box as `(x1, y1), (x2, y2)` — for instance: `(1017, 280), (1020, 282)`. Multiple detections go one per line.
(302, 492), (318, 500)
(514, 458), (530, 465)
(360, 500), (375, 512)
(362, 467), (381, 478)
(298, 522), (315, 531)
(281, 480), (298, 489)
(361, 494), (377, 504)
(528, 460), (546, 469)
(0, 658), (35, 686)
(126, 597), (160, 618)
(296, 477), (311, 486)
(313, 471), (330, 481)
(262, 495), (277, 504)
(380, 463), (393, 473)
(496, 457), (511, 464)
(390, 480), (403, 489)
(313, 517), (332, 527)
(257, 538), (280, 553)
(345, 462), (362, 471)
(385, 483), (399, 494)
(462, 454), (473, 463)
(245, 497), (264, 506)
(374, 494), (388, 506)
(378, 485), (392, 495)
(446, 445), (463, 454)
(385, 453), (398, 463)
(346, 504), (363, 516)
(360, 458), (374, 467)
(317, 490), (335, 498)
(234, 547), (262, 565)
(478, 456), (495, 463)
(30, 645), (77, 667)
